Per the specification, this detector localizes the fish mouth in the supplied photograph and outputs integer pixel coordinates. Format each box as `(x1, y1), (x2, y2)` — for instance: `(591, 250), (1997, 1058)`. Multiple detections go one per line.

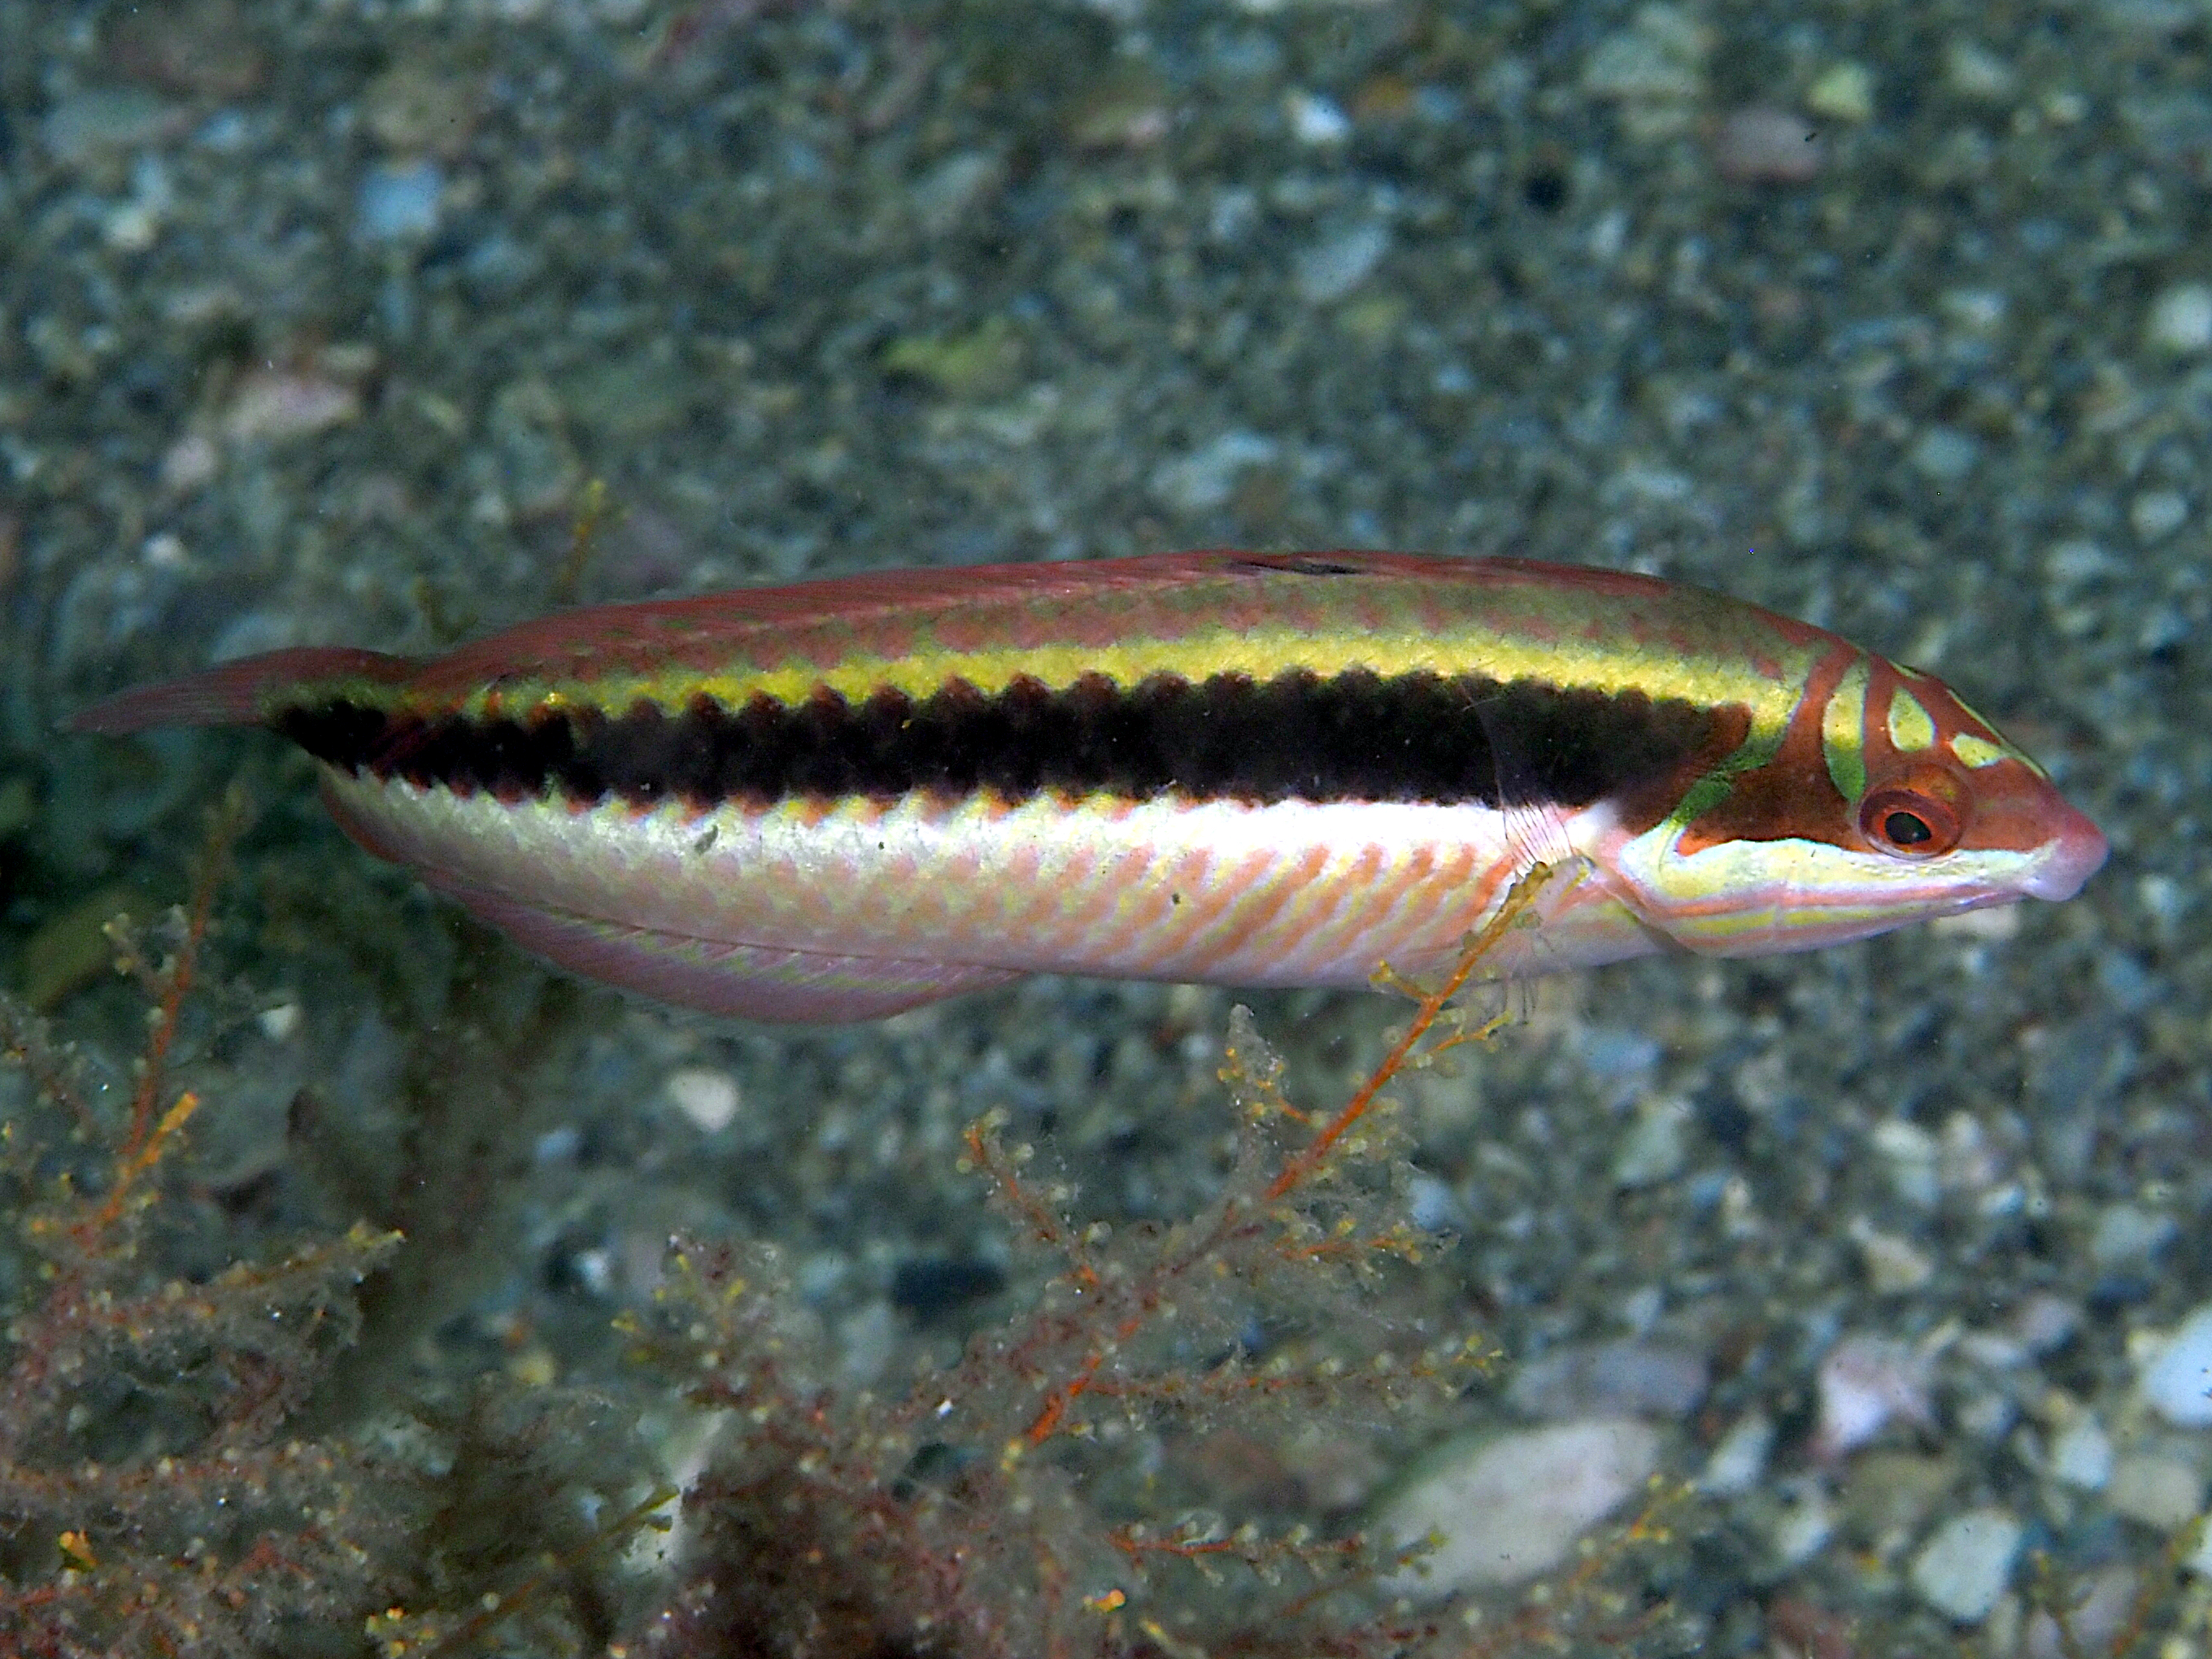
(2020, 805), (2110, 903)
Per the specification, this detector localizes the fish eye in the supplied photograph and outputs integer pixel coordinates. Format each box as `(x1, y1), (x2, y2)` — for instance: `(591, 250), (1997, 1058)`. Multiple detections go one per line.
(1858, 767), (1966, 858)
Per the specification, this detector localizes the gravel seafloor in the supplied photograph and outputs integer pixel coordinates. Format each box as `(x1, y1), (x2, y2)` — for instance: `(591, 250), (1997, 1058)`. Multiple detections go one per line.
(2, 0), (2207, 1653)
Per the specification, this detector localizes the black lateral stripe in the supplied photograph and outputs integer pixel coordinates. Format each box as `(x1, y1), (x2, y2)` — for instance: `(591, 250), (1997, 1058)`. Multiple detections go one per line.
(275, 670), (1726, 811)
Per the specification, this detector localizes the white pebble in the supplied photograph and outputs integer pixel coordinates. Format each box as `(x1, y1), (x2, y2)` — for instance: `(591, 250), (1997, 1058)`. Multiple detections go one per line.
(1378, 1420), (1659, 1596)
(1700, 1410), (1774, 1496)
(1767, 1483), (1836, 1568)
(1813, 1334), (1933, 1458)
(2145, 283), (2212, 355)
(2049, 1413), (2112, 1491)
(256, 1001), (303, 1042)
(1711, 106), (1823, 185)
(1871, 1117), (1941, 1206)
(2140, 1303), (2212, 1426)
(160, 431), (220, 493)
(1284, 90), (1350, 146)
(1911, 1508), (2023, 1623)
(2010, 1294), (2083, 1356)
(664, 1066), (740, 1134)
(2130, 488), (2188, 542)
(1293, 221), (1390, 304)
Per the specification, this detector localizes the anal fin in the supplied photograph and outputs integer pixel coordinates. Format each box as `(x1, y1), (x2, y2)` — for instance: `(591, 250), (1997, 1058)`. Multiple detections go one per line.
(422, 872), (1017, 1023)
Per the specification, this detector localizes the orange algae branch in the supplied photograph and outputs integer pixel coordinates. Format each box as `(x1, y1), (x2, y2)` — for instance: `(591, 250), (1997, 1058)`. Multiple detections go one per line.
(986, 863), (1556, 1457)
(1263, 860), (1558, 1203)
(77, 1089), (201, 1243)
(115, 781), (243, 1161)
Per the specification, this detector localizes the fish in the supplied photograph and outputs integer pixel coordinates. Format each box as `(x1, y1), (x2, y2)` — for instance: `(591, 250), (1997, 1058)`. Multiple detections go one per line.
(67, 551), (2107, 1023)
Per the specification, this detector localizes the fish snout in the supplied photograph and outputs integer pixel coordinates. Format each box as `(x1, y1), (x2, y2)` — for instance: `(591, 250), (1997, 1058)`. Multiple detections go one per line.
(2021, 803), (2109, 902)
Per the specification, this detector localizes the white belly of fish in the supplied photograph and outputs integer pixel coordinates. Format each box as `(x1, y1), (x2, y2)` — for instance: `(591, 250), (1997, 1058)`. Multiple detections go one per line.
(318, 770), (1658, 1019)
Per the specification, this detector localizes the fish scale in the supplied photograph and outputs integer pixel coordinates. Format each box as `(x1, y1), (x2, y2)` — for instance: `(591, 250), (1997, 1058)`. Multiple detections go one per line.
(67, 550), (2106, 1022)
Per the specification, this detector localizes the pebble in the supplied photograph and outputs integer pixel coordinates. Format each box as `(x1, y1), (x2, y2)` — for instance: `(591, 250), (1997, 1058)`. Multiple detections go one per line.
(1910, 425), (1980, 482)
(1582, 6), (1710, 140)
(1283, 90), (1351, 146)
(1841, 1451), (1957, 1547)
(908, 150), (1003, 236)
(1870, 1117), (1941, 1208)
(222, 368), (361, 444)
(41, 88), (188, 166)
(1712, 107), (1824, 185)
(2130, 488), (2188, 542)
(2144, 283), (2212, 355)
(1063, 68), (1172, 151)
(1293, 222), (1390, 304)
(1910, 1508), (2023, 1623)
(835, 1299), (897, 1387)
(1940, 287), (2009, 333)
(1955, 1387), (2016, 1443)
(1850, 1217), (1935, 1294)
(879, 318), (1025, 400)
(160, 431), (220, 493)
(2106, 1453), (2203, 1530)
(1766, 1482), (1836, 1569)
(2090, 1203), (2176, 1270)
(1946, 41), (2017, 102)
(1505, 1338), (1708, 1422)
(2027, 1567), (2136, 1659)
(1806, 61), (1875, 123)
(2049, 1412), (2114, 1491)
(1149, 431), (1280, 514)
(1378, 1419), (1660, 1596)
(357, 159), (445, 242)
(1813, 1334), (1934, 1459)
(2140, 1302), (2212, 1426)
(1700, 1410), (1774, 1496)
(664, 1067), (740, 1134)
(1610, 1095), (1690, 1187)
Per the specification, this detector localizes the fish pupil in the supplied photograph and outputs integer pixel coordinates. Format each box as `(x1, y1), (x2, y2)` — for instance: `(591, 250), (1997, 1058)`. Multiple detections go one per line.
(1883, 809), (1933, 846)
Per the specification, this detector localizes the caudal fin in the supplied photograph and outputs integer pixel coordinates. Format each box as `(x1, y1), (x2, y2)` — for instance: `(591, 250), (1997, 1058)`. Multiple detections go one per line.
(65, 647), (414, 735)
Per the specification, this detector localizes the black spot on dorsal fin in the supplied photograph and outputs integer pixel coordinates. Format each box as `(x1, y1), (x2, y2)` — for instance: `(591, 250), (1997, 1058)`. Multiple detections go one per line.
(1226, 555), (1369, 578)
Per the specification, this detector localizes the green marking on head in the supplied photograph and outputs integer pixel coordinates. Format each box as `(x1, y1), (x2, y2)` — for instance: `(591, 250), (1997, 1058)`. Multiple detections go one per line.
(1886, 685), (1936, 753)
(1821, 656), (1870, 806)
(1948, 692), (2048, 779)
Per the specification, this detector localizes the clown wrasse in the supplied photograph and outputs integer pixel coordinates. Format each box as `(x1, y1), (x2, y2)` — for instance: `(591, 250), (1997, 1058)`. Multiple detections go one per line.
(71, 551), (2106, 1021)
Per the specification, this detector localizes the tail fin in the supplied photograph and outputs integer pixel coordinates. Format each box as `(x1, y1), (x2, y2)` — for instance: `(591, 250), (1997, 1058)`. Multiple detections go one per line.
(65, 647), (414, 735)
